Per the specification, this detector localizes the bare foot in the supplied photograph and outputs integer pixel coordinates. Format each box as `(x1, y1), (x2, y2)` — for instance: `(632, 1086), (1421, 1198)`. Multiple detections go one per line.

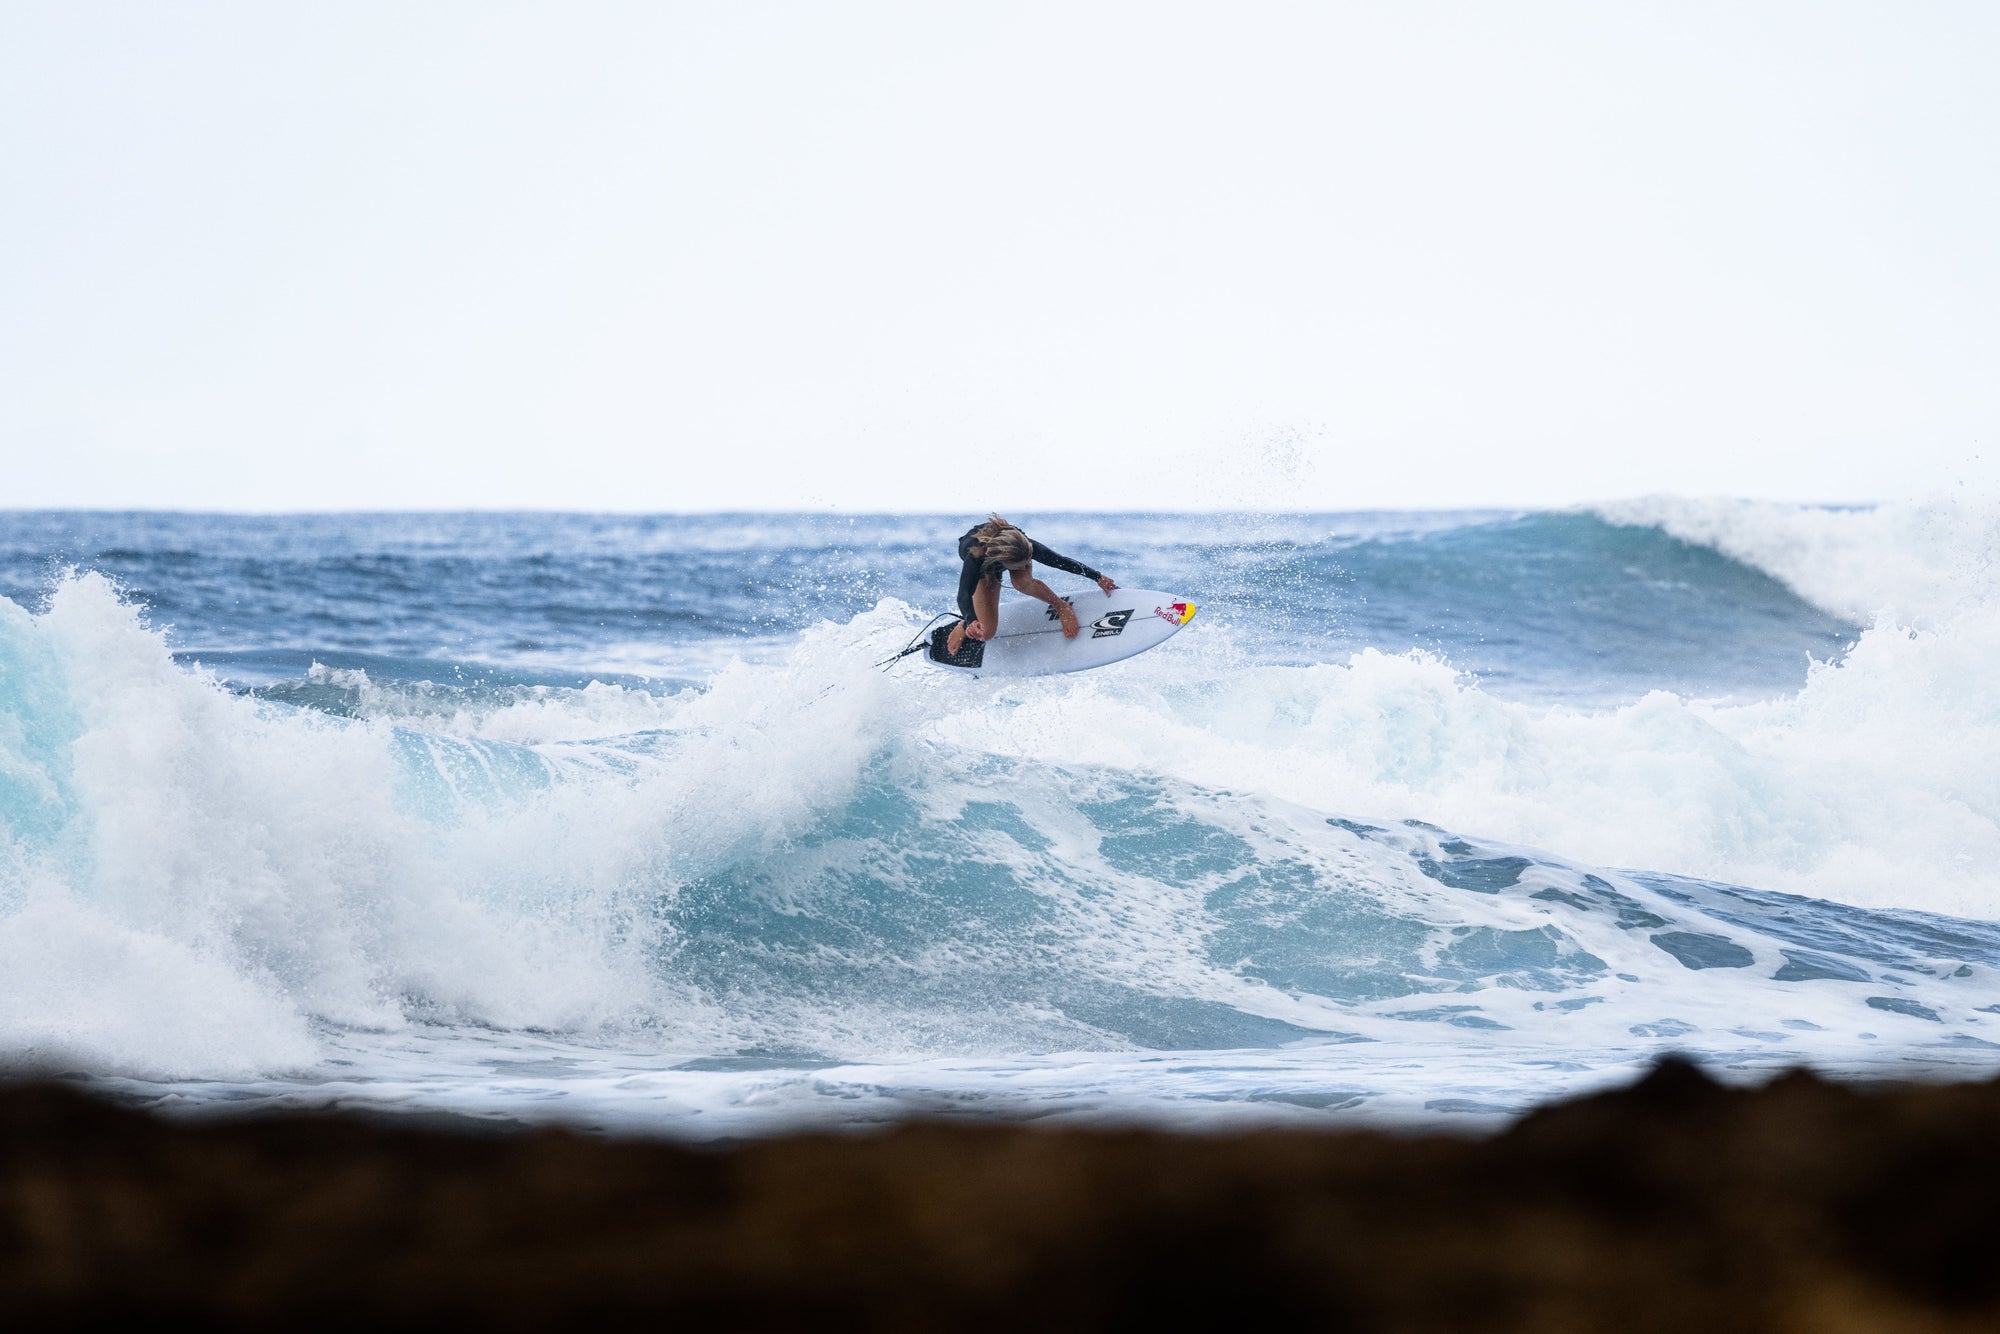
(1056, 601), (1080, 638)
(947, 626), (966, 655)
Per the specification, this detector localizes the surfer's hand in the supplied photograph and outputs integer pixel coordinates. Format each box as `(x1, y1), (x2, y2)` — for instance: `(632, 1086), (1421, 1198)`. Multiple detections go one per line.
(1097, 575), (1118, 594)
(1056, 601), (1080, 638)
(966, 621), (992, 642)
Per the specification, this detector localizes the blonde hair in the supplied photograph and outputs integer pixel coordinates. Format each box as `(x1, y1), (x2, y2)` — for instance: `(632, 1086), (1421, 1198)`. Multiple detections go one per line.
(973, 514), (1031, 576)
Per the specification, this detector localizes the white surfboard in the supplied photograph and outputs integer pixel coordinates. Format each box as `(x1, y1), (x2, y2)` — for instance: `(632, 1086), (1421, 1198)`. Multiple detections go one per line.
(919, 587), (1196, 678)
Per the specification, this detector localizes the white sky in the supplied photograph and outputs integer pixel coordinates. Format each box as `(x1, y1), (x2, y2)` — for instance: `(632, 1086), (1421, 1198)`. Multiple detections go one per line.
(3, 1), (1996, 511)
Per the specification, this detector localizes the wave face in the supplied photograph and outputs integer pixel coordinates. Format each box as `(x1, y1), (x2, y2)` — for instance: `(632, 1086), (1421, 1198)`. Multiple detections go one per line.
(2, 503), (1997, 1132)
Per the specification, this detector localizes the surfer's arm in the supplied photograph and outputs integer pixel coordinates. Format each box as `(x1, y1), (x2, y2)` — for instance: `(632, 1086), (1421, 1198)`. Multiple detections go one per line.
(1026, 540), (1100, 581)
(1029, 540), (1116, 593)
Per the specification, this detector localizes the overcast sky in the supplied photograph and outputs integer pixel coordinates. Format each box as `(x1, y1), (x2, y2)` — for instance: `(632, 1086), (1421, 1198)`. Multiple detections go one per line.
(3, 1), (1995, 511)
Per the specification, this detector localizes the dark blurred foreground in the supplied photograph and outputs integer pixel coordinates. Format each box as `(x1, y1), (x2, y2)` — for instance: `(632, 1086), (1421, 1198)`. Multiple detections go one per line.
(4, 1059), (1998, 1331)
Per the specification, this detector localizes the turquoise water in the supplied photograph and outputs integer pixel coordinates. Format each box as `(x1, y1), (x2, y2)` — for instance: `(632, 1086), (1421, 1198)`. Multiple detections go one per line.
(3, 503), (1998, 1134)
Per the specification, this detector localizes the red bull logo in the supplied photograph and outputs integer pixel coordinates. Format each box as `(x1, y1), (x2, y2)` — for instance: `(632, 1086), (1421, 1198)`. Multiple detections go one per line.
(1153, 601), (1195, 626)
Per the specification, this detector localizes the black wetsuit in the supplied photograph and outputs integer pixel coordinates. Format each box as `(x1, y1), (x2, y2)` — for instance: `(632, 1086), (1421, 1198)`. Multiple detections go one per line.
(955, 525), (1103, 625)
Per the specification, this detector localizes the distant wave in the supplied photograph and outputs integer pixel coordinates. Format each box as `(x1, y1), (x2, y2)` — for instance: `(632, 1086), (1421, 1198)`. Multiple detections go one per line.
(1592, 496), (2000, 626)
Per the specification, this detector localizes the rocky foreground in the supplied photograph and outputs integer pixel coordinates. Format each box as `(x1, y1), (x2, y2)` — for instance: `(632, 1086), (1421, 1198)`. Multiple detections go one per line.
(3, 1059), (1998, 1331)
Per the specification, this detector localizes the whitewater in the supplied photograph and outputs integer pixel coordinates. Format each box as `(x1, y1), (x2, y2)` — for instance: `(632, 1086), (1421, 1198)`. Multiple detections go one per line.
(3, 502), (1998, 1135)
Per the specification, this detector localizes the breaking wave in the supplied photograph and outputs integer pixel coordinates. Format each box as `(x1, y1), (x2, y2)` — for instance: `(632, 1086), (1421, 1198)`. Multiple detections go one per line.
(4, 494), (1999, 1088)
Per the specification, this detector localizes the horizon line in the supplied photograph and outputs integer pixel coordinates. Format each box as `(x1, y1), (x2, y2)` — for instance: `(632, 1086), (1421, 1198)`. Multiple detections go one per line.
(0, 497), (1884, 519)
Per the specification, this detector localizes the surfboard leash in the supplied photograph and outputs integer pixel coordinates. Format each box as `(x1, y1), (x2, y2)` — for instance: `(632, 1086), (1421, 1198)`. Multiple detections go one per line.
(876, 613), (956, 671)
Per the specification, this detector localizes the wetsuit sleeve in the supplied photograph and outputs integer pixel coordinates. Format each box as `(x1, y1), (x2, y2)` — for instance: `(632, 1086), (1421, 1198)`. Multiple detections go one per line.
(1028, 539), (1102, 582)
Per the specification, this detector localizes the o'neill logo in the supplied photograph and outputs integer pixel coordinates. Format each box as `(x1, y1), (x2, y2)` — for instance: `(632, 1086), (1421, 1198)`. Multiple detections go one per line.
(1091, 609), (1133, 638)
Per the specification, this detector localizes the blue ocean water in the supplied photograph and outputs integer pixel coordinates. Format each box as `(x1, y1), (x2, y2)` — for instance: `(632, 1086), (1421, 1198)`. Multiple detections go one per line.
(3, 502), (1999, 1134)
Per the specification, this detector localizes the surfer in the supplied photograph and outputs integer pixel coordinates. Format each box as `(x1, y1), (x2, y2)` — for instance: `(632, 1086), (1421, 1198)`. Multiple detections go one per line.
(947, 515), (1118, 657)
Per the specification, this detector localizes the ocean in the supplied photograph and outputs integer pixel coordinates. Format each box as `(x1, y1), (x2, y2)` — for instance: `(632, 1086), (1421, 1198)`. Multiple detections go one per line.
(2, 502), (1997, 1135)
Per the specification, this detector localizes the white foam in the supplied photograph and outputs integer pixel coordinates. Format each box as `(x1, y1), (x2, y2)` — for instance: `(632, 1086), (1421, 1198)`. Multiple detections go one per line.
(937, 601), (2000, 919)
(0, 892), (321, 1079)
(0, 578), (699, 1075)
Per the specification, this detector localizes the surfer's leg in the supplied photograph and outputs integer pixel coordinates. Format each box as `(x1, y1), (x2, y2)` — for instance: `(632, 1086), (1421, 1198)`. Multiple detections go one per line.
(1011, 569), (1079, 638)
(949, 576), (1004, 654)
(973, 575), (1001, 635)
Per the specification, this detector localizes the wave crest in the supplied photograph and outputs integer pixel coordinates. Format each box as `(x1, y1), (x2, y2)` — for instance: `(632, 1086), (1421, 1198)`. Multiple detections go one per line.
(1593, 496), (2000, 626)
